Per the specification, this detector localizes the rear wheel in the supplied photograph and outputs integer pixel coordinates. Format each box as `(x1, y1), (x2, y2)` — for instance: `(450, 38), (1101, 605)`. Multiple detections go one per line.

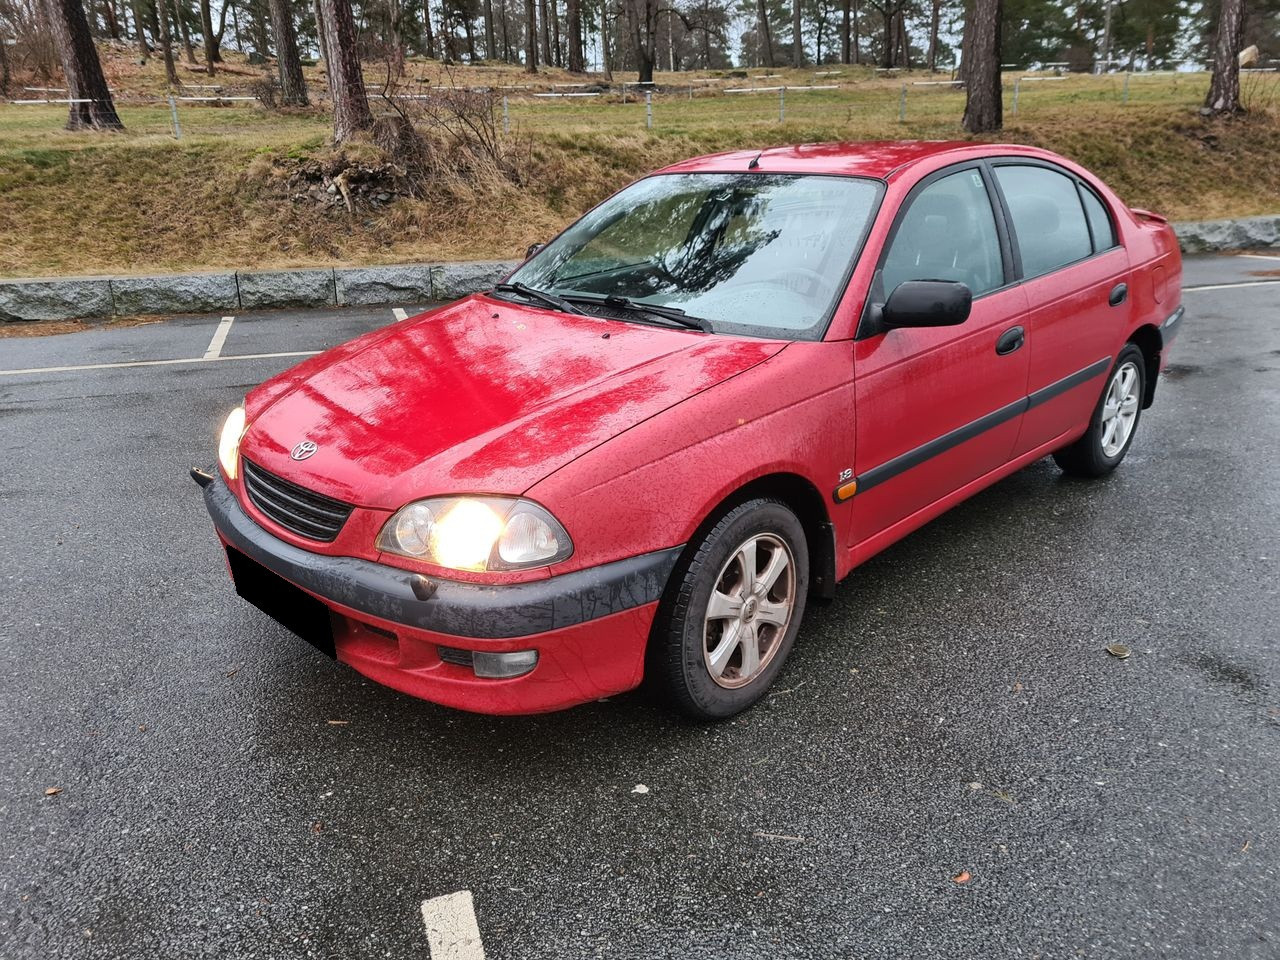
(652, 499), (808, 720)
(1053, 344), (1146, 478)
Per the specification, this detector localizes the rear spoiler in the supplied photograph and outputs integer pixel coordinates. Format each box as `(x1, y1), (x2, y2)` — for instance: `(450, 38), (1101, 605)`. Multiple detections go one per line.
(1130, 207), (1169, 224)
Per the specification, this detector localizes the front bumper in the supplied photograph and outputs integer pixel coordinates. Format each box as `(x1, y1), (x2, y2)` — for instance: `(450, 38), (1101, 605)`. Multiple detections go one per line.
(202, 475), (682, 714)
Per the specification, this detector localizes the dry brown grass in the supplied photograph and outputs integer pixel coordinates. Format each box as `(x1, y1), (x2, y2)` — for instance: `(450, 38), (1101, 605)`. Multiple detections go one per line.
(1, 47), (1277, 278)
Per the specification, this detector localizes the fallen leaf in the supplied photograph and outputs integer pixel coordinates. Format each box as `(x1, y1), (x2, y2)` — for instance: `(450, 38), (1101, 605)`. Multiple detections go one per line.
(326, 720), (349, 726)
(1106, 643), (1131, 659)
(312, 821), (323, 833)
(753, 831), (805, 842)
(631, 784), (650, 794)
(225, 666), (240, 677)
(953, 870), (971, 884)
(44, 787), (62, 796)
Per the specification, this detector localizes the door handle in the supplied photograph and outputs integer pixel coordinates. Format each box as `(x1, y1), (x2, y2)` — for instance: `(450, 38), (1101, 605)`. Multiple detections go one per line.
(1109, 283), (1128, 307)
(995, 325), (1025, 356)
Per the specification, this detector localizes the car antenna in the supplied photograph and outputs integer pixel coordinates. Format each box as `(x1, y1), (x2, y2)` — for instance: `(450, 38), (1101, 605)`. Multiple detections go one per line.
(747, 151), (762, 170)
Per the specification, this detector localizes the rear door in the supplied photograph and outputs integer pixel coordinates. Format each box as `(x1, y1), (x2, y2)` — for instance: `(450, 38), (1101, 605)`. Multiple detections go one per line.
(850, 163), (1030, 548)
(989, 162), (1131, 455)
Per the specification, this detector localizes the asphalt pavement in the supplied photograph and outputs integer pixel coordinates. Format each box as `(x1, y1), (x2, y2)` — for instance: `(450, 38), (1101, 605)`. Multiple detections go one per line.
(1, 256), (1278, 959)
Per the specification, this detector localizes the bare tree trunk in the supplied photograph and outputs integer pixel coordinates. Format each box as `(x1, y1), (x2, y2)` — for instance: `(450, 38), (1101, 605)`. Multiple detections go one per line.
(792, 0), (801, 66)
(550, 0), (560, 65)
(600, 2), (611, 77)
(154, 0), (179, 85)
(927, 0), (939, 71)
(957, 0), (973, 83)
(0, 25), (11, 92)
(198, 0), (216, 70)
(269, 0), (309, 103)
(880, 3), (892, 67)
(523, 0), (537, 70)
(464, 14), (477, 59)
(177, 0), (196, 61)
(484, 0), (496, 58)
(851, 0), (859, 63)
(896, 9), (908, 67)
(840, 0), (850, 63)
(42, 0), (125, 129)
(313, 0), (330, 66)
(420, 0), (435, 56)
(566, 0), (583, 71)
(1203, 0), (1245, 114)
(538, 0), (550, 64)
(319, 0), (372, 141)
(133, 0), (150, 54)
(755, 0), (772, 67)
(961, 0), (1001, 132)
(103, 0), (121, 37)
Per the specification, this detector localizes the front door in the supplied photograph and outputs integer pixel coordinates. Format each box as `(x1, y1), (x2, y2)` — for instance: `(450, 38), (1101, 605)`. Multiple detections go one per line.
(850, 164), (1030, 551)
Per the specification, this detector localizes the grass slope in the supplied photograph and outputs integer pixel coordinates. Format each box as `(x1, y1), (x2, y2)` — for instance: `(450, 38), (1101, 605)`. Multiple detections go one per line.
(1, 52), (1277, 278)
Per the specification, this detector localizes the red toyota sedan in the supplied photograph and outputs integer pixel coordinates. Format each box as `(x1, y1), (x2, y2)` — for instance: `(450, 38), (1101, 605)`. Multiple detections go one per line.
(195, 141), (1183, 719)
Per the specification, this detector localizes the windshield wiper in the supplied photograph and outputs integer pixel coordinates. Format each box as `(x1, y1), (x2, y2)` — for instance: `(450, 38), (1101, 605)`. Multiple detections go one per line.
(492, 282), (587, 316)
(564, 293), (712, 333)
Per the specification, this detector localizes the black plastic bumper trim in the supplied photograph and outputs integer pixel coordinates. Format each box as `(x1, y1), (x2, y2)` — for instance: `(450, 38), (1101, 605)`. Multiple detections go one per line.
(203, 476), (683, 640)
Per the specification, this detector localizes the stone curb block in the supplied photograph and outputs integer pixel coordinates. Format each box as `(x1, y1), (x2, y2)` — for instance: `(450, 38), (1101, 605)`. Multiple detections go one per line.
(1172, 215), (1280, 254)
(110, 272), (240, 316)
(0, 277), (114, 323)
(433, 260), (519, 301)
(3, 214), (1277, 323)
(238, 268), (336, 309)
(335, 264), (435, 305)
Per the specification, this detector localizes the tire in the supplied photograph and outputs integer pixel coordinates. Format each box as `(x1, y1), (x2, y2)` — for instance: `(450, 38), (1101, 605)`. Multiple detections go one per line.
(1053, 344), (1147, 479)
(652, 499), (809, 720)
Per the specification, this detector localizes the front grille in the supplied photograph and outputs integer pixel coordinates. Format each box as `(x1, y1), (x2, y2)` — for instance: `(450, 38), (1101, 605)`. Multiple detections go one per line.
(242, 458), (353, 542)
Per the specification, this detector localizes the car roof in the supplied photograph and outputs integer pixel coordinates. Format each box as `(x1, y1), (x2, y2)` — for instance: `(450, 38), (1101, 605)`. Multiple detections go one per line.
(655, 140), (1060, 180)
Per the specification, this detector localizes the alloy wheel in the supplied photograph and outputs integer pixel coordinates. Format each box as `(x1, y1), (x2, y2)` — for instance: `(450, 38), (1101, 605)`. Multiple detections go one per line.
(1100, 361), (1141, 458)
(702, 533), (796, 689)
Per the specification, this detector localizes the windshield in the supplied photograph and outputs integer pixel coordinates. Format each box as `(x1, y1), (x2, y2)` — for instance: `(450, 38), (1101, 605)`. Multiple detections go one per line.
(506, 173), (883, 340)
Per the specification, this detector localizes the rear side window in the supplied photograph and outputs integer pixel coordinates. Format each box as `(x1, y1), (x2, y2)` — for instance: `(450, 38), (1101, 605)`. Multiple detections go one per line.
(1079, 185), (1117, 252)
(881, 168), (1005, 298)
(994, 165), (1093, 278)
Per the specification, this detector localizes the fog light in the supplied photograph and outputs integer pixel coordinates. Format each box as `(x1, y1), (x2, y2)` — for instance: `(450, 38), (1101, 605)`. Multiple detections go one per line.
(472, 650), (538, 679)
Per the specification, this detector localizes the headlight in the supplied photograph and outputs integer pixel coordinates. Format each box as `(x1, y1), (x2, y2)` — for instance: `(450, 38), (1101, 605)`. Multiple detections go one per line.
(377, 496), (572, 572)
(218, 405), (247, 480)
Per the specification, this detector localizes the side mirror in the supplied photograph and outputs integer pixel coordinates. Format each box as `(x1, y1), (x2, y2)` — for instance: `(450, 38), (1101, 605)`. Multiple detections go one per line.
(524, 242), (545, 260)
(881, 280), (972, 329)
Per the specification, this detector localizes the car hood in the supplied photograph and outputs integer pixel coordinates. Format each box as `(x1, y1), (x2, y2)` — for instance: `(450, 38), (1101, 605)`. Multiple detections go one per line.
(240, 295), (784, 509)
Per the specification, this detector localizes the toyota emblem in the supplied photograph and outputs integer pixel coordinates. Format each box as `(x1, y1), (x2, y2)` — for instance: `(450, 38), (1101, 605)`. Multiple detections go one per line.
(290, 440), (318, 461)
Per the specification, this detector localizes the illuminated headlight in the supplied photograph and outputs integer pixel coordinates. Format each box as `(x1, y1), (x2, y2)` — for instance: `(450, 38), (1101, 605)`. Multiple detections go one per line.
(377, 496), (573, 572)
(218, 405), (247, 480)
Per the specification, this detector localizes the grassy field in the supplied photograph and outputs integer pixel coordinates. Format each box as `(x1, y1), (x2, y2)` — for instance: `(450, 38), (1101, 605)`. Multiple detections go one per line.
(2, 52), (1278, 278)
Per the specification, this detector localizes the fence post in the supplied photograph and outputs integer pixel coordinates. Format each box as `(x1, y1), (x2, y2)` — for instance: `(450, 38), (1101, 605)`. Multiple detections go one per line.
(1122, 71), (1131, 104)
(168, 95), (182, 140)
(898, 82), (906, 122)
(779, 86), (785, 122)
(645, 90), (652, 129)
(1012, 77), (1021, 116)
(688, 84), (693, 101)
(502, 95), (510, 134)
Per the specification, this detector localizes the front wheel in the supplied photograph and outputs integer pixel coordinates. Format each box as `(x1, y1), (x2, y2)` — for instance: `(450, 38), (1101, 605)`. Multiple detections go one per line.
(1053, 344), (1146, 478)
(652, 499), (809, 720)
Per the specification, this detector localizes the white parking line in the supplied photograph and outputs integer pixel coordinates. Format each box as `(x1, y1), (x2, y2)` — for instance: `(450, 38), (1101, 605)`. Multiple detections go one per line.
(392, 307), (409, 321)
(1237, 253), (1280, 261)
(0, 350), (320, 377)
(421, 891), (485, 960)
(203, 315), (236, 359)
(1183, 279), (1280, 293)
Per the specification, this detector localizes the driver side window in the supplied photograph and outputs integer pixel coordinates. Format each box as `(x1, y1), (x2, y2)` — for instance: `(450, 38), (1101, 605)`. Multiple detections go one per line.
(881, 169), (1005, 299)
